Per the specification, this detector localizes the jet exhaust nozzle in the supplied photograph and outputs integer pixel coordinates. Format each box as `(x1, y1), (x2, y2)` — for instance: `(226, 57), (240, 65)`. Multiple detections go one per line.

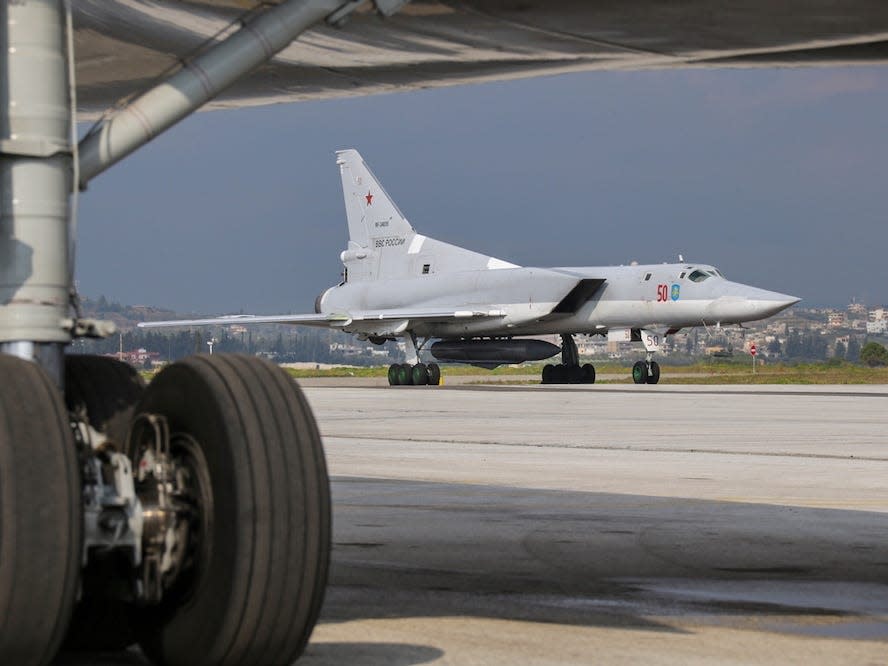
(430, 339), (561, 365)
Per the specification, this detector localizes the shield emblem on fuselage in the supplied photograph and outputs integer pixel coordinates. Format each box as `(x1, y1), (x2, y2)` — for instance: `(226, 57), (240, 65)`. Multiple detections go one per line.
(671, 284), (681, 301)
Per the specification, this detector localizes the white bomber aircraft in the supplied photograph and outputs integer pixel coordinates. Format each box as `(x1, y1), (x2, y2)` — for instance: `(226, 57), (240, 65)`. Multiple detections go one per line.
(3, 2), (884, 665)
(141, 149), (800, 386)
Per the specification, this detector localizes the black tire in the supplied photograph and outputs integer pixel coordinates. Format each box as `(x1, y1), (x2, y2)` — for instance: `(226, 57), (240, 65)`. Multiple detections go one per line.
(582, 363), (596, 384)
(396, 363), (413, 386)
(427, 363), (441, 386)
(132, 354), (330, 666)
(0, 355), (81, 666)
(648, 361), (661, 385)
(387, 364), (399, 386)
(632, 361), (647, 384)
(552, 364), (568, 384)
(64, 354), (145, 451)
(411, 363), (429, 386)
(62, 355), (146, 652)
(566, 364), (584, 384)
(541, 364), (555, 384)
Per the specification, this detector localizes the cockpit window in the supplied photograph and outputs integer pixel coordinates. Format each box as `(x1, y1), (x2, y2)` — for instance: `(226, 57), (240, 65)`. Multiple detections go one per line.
(688, 269), (710, 283)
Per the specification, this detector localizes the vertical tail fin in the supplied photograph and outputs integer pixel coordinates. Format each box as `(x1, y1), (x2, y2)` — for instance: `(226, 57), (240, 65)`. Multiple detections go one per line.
(335, 149), (518, 282)
(337, 148), (415, 249)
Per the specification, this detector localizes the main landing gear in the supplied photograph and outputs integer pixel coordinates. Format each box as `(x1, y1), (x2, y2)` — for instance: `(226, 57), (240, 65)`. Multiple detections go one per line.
(388, 362), (442, 386)
(1, 354), (331, 666)
(3, 1), (409, 664)
(388, 333), (441, 386)
(541, 334), (596, 385)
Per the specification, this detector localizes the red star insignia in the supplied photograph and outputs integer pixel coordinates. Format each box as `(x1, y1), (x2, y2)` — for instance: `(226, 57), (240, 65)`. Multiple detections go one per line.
(365, 191), (373, 205)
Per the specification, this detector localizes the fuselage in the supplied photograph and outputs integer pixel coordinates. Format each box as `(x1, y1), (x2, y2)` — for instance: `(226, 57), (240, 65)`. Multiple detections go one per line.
(318, 262), (799, 339)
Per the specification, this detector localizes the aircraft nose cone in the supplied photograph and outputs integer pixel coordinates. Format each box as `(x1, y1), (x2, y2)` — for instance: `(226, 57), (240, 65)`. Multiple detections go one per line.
(749, 291), (801, 318)
(706, 286), (800, 323)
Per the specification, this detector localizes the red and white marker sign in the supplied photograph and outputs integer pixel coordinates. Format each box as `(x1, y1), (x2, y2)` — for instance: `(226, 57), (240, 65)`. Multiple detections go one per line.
(750, 343), (757, 356)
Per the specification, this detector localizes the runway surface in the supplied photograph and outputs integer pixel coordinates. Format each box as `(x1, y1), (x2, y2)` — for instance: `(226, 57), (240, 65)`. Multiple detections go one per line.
(55, 384), (888, 665)
(303, 384), (888, 665)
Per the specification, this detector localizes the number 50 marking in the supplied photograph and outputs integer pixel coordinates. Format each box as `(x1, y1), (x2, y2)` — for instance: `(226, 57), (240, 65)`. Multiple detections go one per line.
(656, 284), (668, 302)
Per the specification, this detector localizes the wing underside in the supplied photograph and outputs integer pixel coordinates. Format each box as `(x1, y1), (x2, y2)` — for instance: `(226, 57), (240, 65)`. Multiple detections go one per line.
(75, 1), (888, 114)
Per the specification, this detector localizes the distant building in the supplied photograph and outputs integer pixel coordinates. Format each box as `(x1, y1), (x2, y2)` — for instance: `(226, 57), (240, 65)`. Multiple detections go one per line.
(867, 320), (888, 335)
(109, 348), (159, 366)
(870, 308), (887, 322)
(847, 302), (867, 316)
(827, 311), (846, 328)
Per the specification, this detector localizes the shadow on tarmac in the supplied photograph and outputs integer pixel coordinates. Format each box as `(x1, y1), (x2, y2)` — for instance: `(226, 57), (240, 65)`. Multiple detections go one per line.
(53, 474), (888, 664)
(320, 476), (888, 633)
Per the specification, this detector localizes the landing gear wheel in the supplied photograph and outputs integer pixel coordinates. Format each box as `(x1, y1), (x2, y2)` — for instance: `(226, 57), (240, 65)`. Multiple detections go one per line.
(552, 364), (568, 384)
(411, 363), (429, 385)
(0, 355), (81, 666)
(131, 355), (330, 666)
(648, 361), (661, 385)
(632, 361), (647, 384)
(395, 363), (412, 385)
(427, 363), (441, 386)
(65, 354), (145, 449)
(62, 355), (145, 652)
(387, 363), (399, 386)
(566, 364), (584, 384)
(581, 363), (596, 384)
(541, 364), (555, 384)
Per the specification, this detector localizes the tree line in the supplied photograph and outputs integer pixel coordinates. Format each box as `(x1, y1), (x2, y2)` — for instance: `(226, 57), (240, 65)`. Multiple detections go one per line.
(73, 327), (395, 367)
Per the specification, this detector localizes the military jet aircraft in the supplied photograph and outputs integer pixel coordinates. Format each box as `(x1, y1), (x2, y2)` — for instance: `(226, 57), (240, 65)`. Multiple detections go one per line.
(141, 149), (799, 386)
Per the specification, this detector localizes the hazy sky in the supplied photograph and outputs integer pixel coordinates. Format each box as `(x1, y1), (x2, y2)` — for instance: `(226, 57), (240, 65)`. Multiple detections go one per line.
(77, 67), (888, 314)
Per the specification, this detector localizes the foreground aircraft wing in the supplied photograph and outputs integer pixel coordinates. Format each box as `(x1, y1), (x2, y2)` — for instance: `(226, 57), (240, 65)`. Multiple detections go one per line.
(138, 308), (505, 329)
(75, 1), (888, 114)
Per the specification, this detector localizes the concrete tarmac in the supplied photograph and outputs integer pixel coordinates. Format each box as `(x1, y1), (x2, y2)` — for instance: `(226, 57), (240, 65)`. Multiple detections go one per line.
(302, 384), (888, 665)
(55, 384), (888, 665)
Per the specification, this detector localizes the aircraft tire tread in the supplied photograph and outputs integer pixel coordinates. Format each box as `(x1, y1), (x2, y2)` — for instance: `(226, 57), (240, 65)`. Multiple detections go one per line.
(0, 355), (81, 666)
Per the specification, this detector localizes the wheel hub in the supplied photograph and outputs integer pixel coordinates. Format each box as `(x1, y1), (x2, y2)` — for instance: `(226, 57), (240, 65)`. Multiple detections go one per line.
(129, 414), (211, 604)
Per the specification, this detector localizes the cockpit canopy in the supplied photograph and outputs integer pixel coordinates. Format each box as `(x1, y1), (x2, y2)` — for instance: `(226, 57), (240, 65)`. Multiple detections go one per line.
(687, 267), (724, 283)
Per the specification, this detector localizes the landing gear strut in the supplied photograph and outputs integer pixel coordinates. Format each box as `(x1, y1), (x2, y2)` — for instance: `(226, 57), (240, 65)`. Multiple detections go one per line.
(541, 334), (595, 384)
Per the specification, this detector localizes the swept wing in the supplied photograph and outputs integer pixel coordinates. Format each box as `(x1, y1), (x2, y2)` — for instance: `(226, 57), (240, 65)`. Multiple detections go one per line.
(138, 307), (506, 329)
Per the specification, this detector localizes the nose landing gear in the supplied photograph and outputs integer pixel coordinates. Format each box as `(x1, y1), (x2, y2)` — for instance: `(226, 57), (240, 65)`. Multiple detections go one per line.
(632, 354), (661, 385)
